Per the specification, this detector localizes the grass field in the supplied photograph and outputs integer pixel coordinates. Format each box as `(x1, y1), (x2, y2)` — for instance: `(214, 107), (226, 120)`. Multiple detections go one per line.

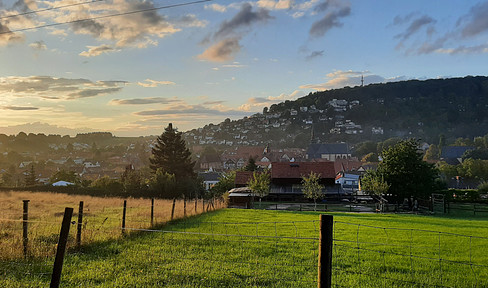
(0, 191), (222, 261)
(1, 191), (488, 287)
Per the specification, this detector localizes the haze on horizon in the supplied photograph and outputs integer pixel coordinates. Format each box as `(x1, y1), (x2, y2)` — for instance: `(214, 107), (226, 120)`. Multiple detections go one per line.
(1, 0), (487, 137)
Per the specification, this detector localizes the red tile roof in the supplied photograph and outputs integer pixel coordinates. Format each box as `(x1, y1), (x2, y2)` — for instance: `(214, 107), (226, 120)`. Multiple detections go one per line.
(271, 162), (336, 179)
(235, 171), (254, 186)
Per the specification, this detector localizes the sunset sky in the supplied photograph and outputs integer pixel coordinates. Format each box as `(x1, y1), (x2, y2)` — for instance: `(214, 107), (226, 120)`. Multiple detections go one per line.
(1, 0), (487, 136)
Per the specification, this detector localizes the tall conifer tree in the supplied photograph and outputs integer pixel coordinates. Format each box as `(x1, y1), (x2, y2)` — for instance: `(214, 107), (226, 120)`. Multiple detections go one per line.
(150, 123), (195, 181)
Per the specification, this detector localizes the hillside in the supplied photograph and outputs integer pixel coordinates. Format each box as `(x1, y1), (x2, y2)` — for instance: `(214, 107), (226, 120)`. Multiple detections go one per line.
(184, 76), (488, 148)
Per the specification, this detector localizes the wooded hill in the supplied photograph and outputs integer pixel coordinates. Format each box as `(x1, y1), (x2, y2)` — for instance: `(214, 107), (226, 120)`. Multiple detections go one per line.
(264, 75), (488, 144)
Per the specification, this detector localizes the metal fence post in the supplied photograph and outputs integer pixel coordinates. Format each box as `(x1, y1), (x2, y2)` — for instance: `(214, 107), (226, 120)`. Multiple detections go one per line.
(22, 200), (29, 258)
(76, 201), (83, 249)
(122, 200), (127, 235)
(318, 214), (333, 288)
(50, 207), (74, 288)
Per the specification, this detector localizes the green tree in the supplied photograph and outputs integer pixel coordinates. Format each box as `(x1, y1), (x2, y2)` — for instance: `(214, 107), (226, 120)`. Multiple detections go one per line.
(24, 164), (37, 187)
(210, 171), (236, 198)
(437, 161), (460, 180)
(376, 139), (440, 203)
(423, 144), (440, 161)
(150, 123), (195, 182)
(91, 176), (123, 195)
(454, 137), (474, 146)
(438, 134), (446, 158)
(463, 148), (488, 160)
(1, 165), (16, 187)
(148, 169), (177, 198)
(362, 152), (378, 162)
(244, 157), (257, 172)
(360, 170), (390, 197)
(354, 141), (377, 158)
(478, 180), (488, 193)
(301, 172), (324, 211)
(377, 138), (401, 154)
(121, 165), (145, 194)
(247, 170), (270, 206)
(50, 170), (80, 184)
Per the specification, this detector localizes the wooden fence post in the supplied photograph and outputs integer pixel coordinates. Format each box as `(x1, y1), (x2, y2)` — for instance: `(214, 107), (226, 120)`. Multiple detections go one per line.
(184, 197), (187, 218)
(50, 207), (74, 288)
(76, 201), (83, 249)
(22, 200), (29, 258)
(122, 200), (127, 235)
(318, 214), (333, 288)
(202, 199), (205, 212)
(195, 198), (198, 213)
(171, 198), (176, 220)
(151, 198), (154, 226)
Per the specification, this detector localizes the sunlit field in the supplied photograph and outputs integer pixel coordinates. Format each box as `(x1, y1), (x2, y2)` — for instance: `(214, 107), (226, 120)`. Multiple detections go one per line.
(1, 192), (488, 287)
(0, 190), (222, 261)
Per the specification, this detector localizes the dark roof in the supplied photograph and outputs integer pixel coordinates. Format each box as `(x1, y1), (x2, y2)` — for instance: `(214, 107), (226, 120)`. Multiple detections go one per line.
(200, 154), (221, 163)
(271, 162), (336, 179)
(198, 172), (221, 182)
(440, 146), (475, 159)
(307, 143), (350, 158)
(235, 171), (254, 186)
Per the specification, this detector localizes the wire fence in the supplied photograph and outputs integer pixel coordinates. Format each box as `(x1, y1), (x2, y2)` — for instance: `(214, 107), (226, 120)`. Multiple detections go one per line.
(0, 195), (225, 287)
(1, 196), (488, 287)
(332, 221), (488, 287)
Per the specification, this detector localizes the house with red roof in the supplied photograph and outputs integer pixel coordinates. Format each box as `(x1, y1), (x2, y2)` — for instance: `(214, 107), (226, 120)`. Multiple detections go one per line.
(233, 161), (344, 201)
(270, 162), (337, 200)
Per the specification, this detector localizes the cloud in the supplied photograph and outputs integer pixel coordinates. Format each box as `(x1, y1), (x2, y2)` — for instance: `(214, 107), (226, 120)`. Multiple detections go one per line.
(299, 70), (408, 90)
(435, 45), (488, 55)
(0, 121), (96, 136)
(176, 14), (208, 28)
(222, 62), (246, 68)
(110, 97), (181, 105)
(198, 37), (241, 62)
(67, 87), (122, 99)
(202, 100), (225, 105)
(35, 0), (199, 54)
(0, 76), (126, 100)
(309, 3), (351, 38)
(238, 90), (303, 112)
(394, 2), (488, 55)
(137, 79), (176, 87)
(0, 22), (25, 46)
(459, 1), (488, 38)
(200, 3), (273, 62)
(214, 3), (273, 39)
(3, 105), (39, 110)
(79, 44), (118, 57)
(134, 104), (249, 117)
(257, 0), (294, 10)
(306, 50), (324, 60)
(70, 19), (105, 38)
(29, 40), (47, 50)
(205, 3), (227, 13)
(395, 15), (435, 41)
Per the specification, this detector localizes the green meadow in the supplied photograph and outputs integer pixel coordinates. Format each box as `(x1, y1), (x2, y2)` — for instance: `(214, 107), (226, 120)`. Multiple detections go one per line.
(2, 208), (488, 287)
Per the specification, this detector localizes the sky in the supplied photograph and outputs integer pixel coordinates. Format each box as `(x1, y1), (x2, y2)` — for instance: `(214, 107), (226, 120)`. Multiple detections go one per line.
(0, 0), (487, 136)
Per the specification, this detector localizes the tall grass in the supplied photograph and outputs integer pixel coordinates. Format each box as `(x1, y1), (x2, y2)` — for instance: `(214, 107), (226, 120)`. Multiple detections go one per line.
(0, 190), (223, 261)
(2, 195), (488, 287)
